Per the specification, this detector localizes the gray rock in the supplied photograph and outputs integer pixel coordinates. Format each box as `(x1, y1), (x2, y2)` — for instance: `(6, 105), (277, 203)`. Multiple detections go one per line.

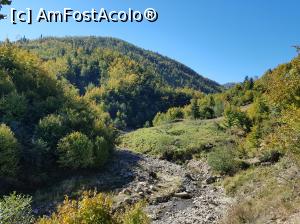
(206, 176), (217, 184)
(174, 192), (192, 199)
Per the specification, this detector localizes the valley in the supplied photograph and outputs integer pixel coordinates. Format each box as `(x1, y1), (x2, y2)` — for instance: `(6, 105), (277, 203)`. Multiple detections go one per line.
(0, 37), (299, 223)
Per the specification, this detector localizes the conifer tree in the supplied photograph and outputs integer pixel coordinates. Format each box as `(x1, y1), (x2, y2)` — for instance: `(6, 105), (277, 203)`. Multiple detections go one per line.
(0, 0), (12, 20)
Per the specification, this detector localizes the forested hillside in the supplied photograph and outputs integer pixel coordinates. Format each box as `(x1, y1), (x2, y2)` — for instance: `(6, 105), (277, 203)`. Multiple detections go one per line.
(18, 36), (221, 93)
(13, 36), (221, 129)
(0, 44), (115, 192)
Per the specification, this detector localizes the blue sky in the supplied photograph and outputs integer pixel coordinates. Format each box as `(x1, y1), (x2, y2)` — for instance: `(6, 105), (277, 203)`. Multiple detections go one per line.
(0, 0), (299, 84)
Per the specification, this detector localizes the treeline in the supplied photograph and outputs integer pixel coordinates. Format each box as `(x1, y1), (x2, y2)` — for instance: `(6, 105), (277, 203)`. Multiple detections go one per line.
(153, 76), (256, 126)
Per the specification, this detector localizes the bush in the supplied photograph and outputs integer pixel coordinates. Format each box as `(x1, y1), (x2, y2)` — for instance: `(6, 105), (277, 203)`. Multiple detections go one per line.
(122, 202), (150, 224)
(0, 92), (27, 123)
(161, 149), (193, 163)
(36, 114), (66, 149)
(208, 148), (238, 175)
(0, 192), (34, 224)
(58, 132), (94, 169)
(37, 191), (113, 224)
(166, 107), (184, 120)
(247, 97), (269, 124)
(223, 105), (252, 132)
(37, 191), (149, 224)
(200, 106), (215, 119)
(243, 124), (263, 155)
(0, 124), (19, 177)
(153, 107), (184, 126)
(0, 73), (14, 95)
(93, 136), (111, 168)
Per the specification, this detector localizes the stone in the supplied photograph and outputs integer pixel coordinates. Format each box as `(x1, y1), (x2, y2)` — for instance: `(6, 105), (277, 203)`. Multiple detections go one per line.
(174, 192), (192, 199)
(149, 171), (158, 179)
(206, 176), (217, 184)
(185, 173), (196, 181)
(123, 197), (133, 205)
(121, 188), (132, 194)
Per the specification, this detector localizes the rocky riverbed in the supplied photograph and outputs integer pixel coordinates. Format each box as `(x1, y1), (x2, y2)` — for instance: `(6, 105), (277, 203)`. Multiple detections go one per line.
(113, 149), (233, 224)
(33, 149), (233, 223)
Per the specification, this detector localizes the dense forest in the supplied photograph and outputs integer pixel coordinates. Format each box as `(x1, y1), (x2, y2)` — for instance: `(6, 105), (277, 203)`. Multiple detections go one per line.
(14, 37), (221, 129)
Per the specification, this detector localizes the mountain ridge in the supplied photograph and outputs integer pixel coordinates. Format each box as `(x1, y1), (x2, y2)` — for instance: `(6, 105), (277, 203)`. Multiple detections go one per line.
(17, 36), (222, 93)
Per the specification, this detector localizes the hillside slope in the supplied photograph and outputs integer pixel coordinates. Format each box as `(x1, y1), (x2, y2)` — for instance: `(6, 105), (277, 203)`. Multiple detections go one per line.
(17, 36), (221, 94)
(13, 36), (222, 128)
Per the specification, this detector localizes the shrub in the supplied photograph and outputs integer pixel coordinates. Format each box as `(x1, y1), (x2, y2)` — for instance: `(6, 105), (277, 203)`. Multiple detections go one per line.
(166, 107), (184, 120)
(0, 192), (34, 224)
(200, 106), (215, 119)
(37, 191), (150, 224)
(247, 97), (269, 124)
(0, 73), (14, 95)
(37, 191), (113, 224)
(261, 106), (300, 164)
(243, 124), (263, 155)
(161, 149), (191, 162)
(0, 124), (19, 177)
(0, 92), (27, 123)
(93, 136), (111, 168)
(121, 202), (150, 224)
(152, 112), (166, 126)
(57, 132), (94, 169)
(223, 105), (252, 132)
(153, 107), (184, 126)
(208, 148), (238, 175)
(36, 114), (66, 149)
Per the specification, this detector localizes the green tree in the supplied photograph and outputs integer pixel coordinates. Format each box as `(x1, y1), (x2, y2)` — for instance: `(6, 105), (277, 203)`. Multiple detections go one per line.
(0, 73), (14, 95)
(247, 97), (269, 124)
(190, 99), (200, 119)
(223, 105), (252, 132)
(36, 114), (66, 149)
(166, 107), (184, 120)
(58, 132), (94, 169)
(0, 0), (12, 20)
(0, 124), (19, 177)
(0, 92), (27, 123)
(200, 106), (215, 119)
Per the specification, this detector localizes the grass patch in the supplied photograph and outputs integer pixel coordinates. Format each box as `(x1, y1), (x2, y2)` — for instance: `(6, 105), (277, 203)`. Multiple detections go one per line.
(119, 119), (235, 162)
(222, 157), (300, 223)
